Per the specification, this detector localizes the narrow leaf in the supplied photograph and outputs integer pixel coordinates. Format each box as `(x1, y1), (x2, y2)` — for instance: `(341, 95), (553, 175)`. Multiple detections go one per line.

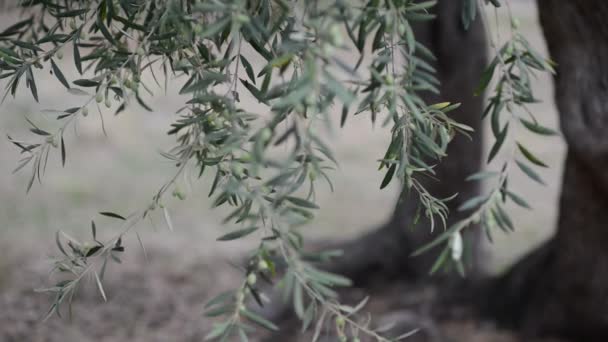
(240, 55), (256, 84)
(487, 123), (509, 163)
(240, 309), (279, 331)
(516, 160), (545, 185)
(520, 118), (558, 136)
(517, 142), (548, 167)
(51, 59), (70, 89)
(73, 40), (82, 75)
(217, 226), (259, 241)
(380, 164), (396, 189)
(99, 211), (126, 220)
(94, 271), (107, 302)
(285, 196), (319, 209)
(506, 190), (532, 209)
(60, 136), (66, 166)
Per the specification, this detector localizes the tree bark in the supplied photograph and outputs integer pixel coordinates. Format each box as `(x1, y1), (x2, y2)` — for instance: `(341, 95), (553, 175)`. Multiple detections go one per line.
(326, 0), (487, 284)
(483, 2), (608, 340)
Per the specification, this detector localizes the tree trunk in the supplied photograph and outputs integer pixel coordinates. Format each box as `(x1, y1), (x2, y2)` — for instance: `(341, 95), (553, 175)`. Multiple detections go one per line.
(326, 0), (487, 284)
(483, 2), (608, 340)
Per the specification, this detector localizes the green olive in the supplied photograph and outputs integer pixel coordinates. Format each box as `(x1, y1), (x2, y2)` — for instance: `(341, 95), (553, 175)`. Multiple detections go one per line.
(258, 259), (269, 270)
(247, 273), (257, 285)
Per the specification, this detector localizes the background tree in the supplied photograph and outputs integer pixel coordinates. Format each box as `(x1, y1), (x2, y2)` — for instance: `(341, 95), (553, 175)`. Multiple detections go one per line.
(483, 2), (608, 340)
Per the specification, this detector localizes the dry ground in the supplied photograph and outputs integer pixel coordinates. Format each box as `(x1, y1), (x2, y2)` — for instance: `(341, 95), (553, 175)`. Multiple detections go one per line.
(0, 1), (565, 341)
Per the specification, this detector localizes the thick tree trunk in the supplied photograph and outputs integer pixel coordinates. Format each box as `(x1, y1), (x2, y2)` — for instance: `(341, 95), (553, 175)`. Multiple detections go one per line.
(326, 0), (487, 284)
(483, 2), (608, 340)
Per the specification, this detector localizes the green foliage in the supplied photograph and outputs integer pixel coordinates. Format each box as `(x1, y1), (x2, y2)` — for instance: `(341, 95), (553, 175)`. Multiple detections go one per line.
(413, 7), (556, 272)
(1, 0), (554, 340)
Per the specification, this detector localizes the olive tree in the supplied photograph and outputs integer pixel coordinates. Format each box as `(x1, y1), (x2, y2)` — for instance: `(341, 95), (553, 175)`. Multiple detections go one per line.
(1, 0), (564, 340)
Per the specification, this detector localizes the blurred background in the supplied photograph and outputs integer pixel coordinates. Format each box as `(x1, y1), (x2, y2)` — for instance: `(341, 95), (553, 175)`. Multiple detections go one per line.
(0, 1), (564, 341)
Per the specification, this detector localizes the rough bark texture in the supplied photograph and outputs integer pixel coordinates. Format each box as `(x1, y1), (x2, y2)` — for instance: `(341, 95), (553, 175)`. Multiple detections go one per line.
(326, 0), (487, 284)
(483, 2), (608, 341)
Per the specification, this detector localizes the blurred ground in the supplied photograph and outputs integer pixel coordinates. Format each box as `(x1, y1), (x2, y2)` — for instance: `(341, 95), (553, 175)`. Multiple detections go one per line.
(0, 1), (564, 341)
